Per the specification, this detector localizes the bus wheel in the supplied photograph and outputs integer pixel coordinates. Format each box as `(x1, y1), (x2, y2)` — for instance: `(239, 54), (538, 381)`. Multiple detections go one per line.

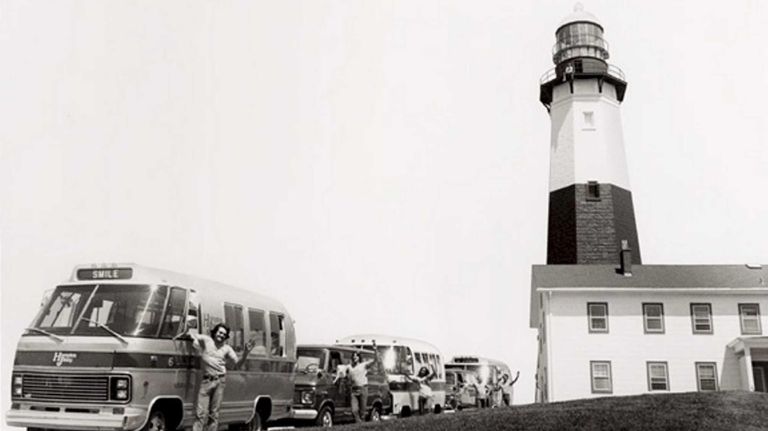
(315, 406), (333, 428)
(143, 409), (166, 431)
(368, 405), (382, 422)
(246, 412), (263, 431)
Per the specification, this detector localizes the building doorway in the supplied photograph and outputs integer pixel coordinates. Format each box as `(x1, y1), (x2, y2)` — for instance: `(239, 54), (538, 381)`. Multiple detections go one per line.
(753, 362), (768, 393)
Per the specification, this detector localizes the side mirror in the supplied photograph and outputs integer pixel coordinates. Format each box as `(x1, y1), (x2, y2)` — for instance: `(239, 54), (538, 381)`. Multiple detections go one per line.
(186, 316), (198, 330)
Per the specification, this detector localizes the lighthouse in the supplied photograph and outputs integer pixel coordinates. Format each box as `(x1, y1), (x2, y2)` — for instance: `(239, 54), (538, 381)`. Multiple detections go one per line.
(540, 4), (641, 265)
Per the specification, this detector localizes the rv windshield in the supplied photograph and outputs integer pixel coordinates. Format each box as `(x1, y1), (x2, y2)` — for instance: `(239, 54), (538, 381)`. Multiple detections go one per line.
(32, 284), (171, 337)
(376, 345), (413, 375)
(296, 348), (326, 373)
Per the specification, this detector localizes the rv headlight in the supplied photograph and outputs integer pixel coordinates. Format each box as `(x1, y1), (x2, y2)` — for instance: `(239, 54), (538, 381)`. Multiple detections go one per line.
(110, 376), (131, 402)
(12, 374), (23, 397)
(300, 390), (315, 405)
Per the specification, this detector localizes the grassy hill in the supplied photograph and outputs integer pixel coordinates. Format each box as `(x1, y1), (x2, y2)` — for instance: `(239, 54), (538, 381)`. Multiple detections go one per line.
(309, 391), (768, 431)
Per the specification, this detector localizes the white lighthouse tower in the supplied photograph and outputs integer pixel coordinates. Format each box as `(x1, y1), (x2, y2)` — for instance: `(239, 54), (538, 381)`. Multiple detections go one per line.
(540, 4), (641, 265)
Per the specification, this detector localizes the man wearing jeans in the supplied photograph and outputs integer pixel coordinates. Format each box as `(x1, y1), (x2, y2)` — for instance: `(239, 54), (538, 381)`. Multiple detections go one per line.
(343, 342), (381, 423)
(189, 323), (253, 431)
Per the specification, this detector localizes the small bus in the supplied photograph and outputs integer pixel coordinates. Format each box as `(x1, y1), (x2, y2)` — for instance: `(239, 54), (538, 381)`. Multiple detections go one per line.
(335, 334), (446, 417)
(6, 263), (296, 431)
(445, 356), (512, 404)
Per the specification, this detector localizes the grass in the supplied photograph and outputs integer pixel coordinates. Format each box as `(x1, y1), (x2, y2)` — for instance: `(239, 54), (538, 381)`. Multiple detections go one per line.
(302, 391), (768, 431)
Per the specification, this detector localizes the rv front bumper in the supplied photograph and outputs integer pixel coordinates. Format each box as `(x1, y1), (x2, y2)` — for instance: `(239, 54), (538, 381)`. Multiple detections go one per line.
(6, 404), (147, 431)
(290, 407), (319, 420)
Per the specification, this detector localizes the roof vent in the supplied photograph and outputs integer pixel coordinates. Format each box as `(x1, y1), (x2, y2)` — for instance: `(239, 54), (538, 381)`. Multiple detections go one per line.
(746, 264), (763, 270)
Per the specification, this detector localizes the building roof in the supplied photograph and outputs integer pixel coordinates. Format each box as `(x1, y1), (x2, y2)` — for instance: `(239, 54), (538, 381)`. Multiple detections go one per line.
(532, 264), (767, 288)
(529, 264), (768, 327)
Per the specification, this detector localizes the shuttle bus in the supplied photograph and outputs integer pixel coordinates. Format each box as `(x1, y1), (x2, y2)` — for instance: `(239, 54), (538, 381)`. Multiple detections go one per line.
(335, 334), (446, 417)
(6, 263), (296, 431)
(445, 356), (513, 404)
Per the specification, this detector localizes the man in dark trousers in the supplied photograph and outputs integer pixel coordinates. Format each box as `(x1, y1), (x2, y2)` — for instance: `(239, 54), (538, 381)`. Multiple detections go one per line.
(343, 341), (382, 423)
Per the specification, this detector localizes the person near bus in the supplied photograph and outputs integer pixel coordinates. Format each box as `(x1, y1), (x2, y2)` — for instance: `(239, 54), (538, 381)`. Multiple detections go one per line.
(500, 371), (520, 407)
(406, 365), (435, 414)
(473, 373), (490, 408)
(188, 323), (255, 431)
(343, 341), (382, 423)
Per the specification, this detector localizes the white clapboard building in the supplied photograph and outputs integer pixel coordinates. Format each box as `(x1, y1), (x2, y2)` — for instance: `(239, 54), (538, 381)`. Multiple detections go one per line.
(530, 262), (768, 402)
(531, 6), (768, 402)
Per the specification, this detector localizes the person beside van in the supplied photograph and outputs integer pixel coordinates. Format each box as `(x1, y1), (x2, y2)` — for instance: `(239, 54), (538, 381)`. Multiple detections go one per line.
(188, 323), (255, 431)
(473, 374), (490, 408)
(343, 341), (382, 423)
(500, 371), (520, 407)
(405, 365), (435, 414)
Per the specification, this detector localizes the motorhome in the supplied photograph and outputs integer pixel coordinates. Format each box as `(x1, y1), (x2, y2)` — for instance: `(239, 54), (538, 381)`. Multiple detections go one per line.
(446, 356), (513, 405)
(335, 334), (446, 416)
(6, 263), (296, 431)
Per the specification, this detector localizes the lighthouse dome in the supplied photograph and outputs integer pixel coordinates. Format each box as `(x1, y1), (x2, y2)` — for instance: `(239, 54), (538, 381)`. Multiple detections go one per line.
(557, 3), (603, 31)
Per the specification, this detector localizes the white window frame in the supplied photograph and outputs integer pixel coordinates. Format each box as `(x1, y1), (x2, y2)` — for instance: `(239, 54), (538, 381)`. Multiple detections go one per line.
(590, 361), (612, 394)
(588, 302), (609, 333)
(643, 303), (665, 334)
(647, 362), (669, 391)
(738, 303), (762, 335)
(695, 362), (718, 392)
(690, 303), (713, 334)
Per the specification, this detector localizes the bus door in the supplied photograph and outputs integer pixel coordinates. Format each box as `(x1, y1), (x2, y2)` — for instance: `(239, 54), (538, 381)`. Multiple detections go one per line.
(175, 288), (199, 402)
(223, 302), (247, 418)
(330, 349), (353, 420)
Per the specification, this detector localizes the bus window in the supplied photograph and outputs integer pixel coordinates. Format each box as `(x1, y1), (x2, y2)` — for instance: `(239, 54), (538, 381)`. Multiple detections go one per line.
(159, 287), (186, 338)
(224, 303), (245, 352)
(269, 313), (285, 357)
(446, 372), (455, 386)
(414, 352), (423, 364)
(247, 308), (267, 356)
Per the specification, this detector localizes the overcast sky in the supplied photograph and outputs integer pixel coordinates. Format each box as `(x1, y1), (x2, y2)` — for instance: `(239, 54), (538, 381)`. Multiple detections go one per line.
(2, 0), (767, 415)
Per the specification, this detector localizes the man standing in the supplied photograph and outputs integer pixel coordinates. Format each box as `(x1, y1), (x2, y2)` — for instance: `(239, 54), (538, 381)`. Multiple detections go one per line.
(500, 371), (520, 407)
(188, 323), (254, 431)
(343, 341), (381, 423)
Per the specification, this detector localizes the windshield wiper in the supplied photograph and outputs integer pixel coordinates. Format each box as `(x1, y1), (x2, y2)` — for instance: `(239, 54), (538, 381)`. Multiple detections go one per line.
(24, 327), (64, 342)
(79, 318), (128, 344)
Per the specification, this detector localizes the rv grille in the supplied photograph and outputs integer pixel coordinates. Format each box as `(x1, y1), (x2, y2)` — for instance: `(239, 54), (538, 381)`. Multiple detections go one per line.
(21, 373), (109, 402)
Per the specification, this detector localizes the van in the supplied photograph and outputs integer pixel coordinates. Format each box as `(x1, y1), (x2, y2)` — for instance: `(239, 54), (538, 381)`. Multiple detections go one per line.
(6, 263), (296, 431)
(290, 345), (390, 427)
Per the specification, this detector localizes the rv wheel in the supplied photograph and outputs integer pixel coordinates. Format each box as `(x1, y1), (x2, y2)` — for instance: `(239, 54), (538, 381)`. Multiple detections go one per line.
(315, 406), (334, 427)
(368, 405), (382, 422)
(143, 409), (166, 431)
(247, 412), (263, 431)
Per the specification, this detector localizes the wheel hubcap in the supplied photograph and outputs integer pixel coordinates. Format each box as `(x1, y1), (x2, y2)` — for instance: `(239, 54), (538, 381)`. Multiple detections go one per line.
(323, 412), (333, 427)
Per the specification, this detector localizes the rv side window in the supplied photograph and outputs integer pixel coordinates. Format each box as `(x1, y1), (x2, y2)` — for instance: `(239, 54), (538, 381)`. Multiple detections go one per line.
(159, 287), (187, 338)
(247, 308), (268, 356)
(269, 313), (285, 357)
(224, 303), (245, 353)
